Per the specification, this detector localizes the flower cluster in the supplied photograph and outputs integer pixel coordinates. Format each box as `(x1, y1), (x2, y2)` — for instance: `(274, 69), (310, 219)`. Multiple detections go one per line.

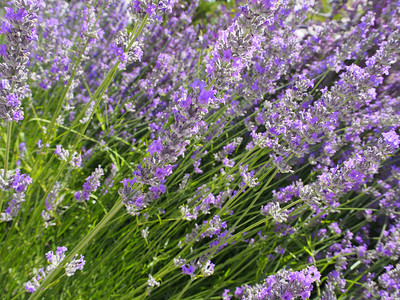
(0, 0), (44, 121)
(223, 266), (321, 300)
(25, 246), (85, 293)
(41, 181), (62, 228)
(128, 0), (176, 23)
(54, 145), (82, 169)
(119, 79), (217, 215)
(0, 169), (32, 221)
(110, 29), (143, 64)
(75, 165), (104, 202)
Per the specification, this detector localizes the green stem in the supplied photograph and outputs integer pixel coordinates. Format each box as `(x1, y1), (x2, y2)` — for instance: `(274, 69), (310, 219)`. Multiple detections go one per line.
(0, 121), (12, 211)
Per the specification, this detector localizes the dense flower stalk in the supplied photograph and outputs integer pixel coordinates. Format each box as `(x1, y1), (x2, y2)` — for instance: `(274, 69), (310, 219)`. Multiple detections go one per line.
(75, 165), (104, 202)
(0, 0), (43, 121)
(25, 246), (85, 293)
(119, 79), (217, 215)
(0, 168), (32, 221)
(223, 266), (321, 299)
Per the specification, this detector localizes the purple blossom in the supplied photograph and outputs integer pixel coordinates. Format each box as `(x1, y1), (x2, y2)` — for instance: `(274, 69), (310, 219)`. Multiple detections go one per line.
(0, 0), (42, 122)
(25, 246), (85, 293)
(148, 137), (163, 156)
(65, 254), (86, 277)
(382, 131), (400, 149)
(0, 44), (6, 56)
(227, 266), (320, 299)
(182, 264), (196, 276)
(54, 145), (82, 169)
(1, 169), (32, 221)
(76, 166), (104, 202)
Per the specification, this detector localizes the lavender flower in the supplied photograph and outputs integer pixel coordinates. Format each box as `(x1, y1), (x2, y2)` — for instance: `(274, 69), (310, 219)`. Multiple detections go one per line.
(228, 266), (321, 299)
(147, 274), (160, 288)
(239, 165), (259, 188)
(41, 182), (62, 228)
(128, 0), (175, 23)
(25, 246), (85, 293)
(119, 79), (217, 215)
(65, 254), (86, 277)
(0, 0), (44, 122)
(75, 165), (104, 202)
(111, 29), (143, 65)
(54, 145), (82, 169)
(261, 202), (288, 223)
(382, 131), (400, 149)
(1, 169), (32, 221)
(202, 260), (215, 277)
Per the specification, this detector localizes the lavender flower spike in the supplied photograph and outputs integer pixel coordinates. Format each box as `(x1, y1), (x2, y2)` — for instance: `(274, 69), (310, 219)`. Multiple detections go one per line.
(25, 246), (85, 293)
(1, 169), (32, 221)
(228, 266), (321, 299)
(0, 0), (44, 122)
(75, 165), (104, 202)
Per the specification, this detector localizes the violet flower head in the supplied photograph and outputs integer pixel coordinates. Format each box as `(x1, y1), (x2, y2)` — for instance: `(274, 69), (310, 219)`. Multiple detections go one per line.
(42, 182), (62, 228)
(202, 260), (215, 277)
(111, 29), (143, 64)
(182, 264), (196, 276)
(228, 266), (321, 299)
(65, 254), (86, 277)
(147, 274), (160, 288)
(129, 0), (175, 22)
(75, 165), (104, 202)
(148, 137), (163, 156)
(0, 0), (43, 122)
(382, 131), (400, 149)
(25, 246), (84, 293)
(1, 169), (32, 221)
(54, 145), (82, 169)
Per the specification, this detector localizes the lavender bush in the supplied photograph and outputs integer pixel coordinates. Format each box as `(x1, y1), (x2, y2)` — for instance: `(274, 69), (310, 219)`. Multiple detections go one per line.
(0, 0), (399, 299)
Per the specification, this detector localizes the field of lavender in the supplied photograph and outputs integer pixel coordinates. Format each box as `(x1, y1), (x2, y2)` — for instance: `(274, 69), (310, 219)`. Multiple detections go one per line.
(0, 0), (399, 299)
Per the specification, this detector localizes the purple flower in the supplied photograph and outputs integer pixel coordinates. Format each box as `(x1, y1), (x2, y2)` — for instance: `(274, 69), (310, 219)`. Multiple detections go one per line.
(348, 170), (366, 184)
(282, 291), (294, 300)
(182, 264), (196, 276)
(0, 44), (6, 56)
(222, 49), (232, 61)
(76, 166), (104, 202)
(382, 131), (400, 149)
(4, 7), (16, 20)
(14, 8), (28, 21)
(202, 260), (215, 276)
(12, 110), (23, 121)
(149, 137), (163, 156)
(234, 287), (244, 297)
(65, 254), (86, 277)
(6, 94), (20, 107)
(1, 169), (32, 221)
(154, 166), (172, 181)
(25, 246), (84, 293)
(190, 78), (206, 91)
(226, 266), (320, 300)
(222, 289), (231, 300)
(198, 89), (215, 105)
(146, 4), (156, 16)
(0, 1), (41, 122)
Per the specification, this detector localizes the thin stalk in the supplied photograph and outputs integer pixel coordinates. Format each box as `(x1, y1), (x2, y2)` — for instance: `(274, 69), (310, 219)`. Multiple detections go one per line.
(0, 121), (12, 211)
